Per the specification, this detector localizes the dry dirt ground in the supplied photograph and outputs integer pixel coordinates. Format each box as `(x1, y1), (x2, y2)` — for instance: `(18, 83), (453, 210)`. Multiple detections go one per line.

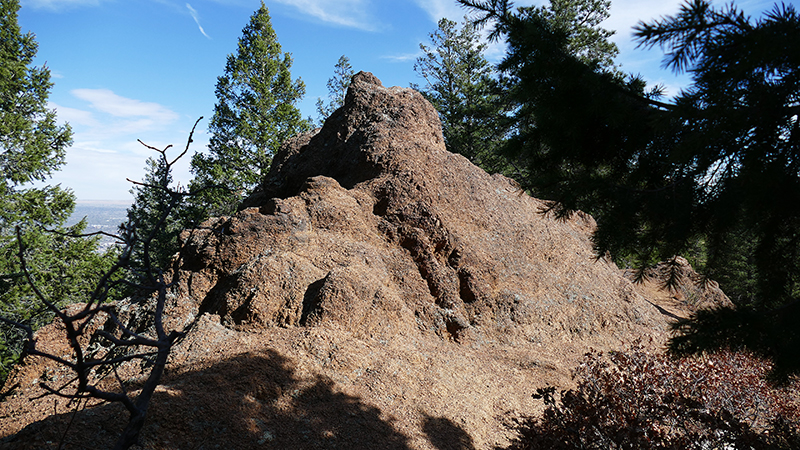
(0, 298), (686, 450)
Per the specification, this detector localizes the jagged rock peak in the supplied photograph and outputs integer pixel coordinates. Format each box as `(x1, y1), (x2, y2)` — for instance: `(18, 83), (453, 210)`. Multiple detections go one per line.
(244, 71), (444, 205)
(176, 72), (672, 345)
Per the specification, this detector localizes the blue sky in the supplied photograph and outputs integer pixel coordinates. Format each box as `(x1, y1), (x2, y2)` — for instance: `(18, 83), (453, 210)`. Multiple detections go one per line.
(19, 0), (784, 201)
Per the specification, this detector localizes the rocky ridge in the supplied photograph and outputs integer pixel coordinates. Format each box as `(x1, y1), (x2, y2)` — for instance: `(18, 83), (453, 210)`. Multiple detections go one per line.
(0, 72), (726, 449)
(173, 71), (663, 345)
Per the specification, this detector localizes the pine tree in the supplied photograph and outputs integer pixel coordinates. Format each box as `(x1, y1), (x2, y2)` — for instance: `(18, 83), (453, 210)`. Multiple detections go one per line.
(633, 0), (800, 381)
(413, 18), (509, 173)
(0, 0), (109, 385)
(535, 0), (619, 71)
(126, 138), (204, 281)
(190, 1), (310, 217)
(461, 0), (800, 379)
(316, 55), (354, 126)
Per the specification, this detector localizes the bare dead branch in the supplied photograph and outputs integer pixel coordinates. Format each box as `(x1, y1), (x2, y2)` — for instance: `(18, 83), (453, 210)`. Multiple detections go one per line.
(95, 330), (160, 348)
(1, 119), (206, 450)
(168, 116), (203, 167)
(136, 139), (172, 154)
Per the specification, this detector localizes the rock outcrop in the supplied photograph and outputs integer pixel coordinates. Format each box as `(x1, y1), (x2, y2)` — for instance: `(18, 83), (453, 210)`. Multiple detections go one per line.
(0, 73), (716, 450)
(173, 71), (663, 345)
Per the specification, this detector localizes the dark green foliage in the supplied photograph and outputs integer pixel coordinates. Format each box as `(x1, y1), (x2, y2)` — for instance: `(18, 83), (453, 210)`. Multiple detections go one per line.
(190, 1), (310, 217)
(0, 0), (71, 186)
(457, 0), (630, 185)
(635, 0), (800, 380)
(316, 55), (354, 126)
(504, 347), (800, 449)
(461, 0), (666, 232)
(527, 0), (619, 71)
(628, 0), (800, 303)
(413, 17), (510, 174)
(0, 219), (113, 386)
(126, 156), (177, 276)
(125, 137), (205, 283)
(0, 0), (110, 386)
(462, 0), (619, 68)
(460, 0), (800, 378)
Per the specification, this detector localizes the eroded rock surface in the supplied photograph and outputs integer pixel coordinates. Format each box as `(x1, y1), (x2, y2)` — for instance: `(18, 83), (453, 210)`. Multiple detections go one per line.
(174, 71), (665, 345)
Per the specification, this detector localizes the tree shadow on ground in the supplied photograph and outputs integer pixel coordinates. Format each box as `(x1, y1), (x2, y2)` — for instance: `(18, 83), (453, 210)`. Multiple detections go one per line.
(1, 348), (475, 450)
(422, 414), (476, 450)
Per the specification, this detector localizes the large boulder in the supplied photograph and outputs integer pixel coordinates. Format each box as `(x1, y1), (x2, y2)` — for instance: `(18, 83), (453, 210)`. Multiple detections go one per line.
(174, 71), (664, 345)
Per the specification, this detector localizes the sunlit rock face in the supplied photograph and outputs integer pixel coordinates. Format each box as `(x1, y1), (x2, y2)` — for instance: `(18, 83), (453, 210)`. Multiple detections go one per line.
(174, 71), (668, 345)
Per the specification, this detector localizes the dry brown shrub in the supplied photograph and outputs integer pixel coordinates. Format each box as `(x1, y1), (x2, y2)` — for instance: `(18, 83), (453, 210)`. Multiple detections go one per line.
(504, 345), (800, 449)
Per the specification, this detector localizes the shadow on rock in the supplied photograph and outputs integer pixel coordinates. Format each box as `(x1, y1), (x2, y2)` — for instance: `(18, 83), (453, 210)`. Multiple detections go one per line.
(1, 349), (415, 449)
(422, 414), (476, 450)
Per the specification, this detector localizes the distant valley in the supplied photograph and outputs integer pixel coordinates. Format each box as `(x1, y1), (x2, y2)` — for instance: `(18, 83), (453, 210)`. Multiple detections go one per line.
(67, 200), (131, 251)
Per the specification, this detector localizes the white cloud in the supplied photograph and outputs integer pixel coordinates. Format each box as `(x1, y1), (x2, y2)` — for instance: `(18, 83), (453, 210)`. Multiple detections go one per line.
(412, 0), (468, 23)
(186, 3), (211, 39)
(36, 89), (200, 200)
(381, 52), (422, 63)
(71, 141), (116, 154)
(71, 89), (179, 123)
(50, 117), (205, 200)
(270, 0), (379, 31)
(47, 102), (98, 127)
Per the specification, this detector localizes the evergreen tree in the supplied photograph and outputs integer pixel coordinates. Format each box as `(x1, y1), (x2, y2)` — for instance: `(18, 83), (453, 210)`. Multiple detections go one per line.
(465, 0), (652, 214)
(190, 1), (310, 217)
(455, 0), (621, 178)
(535, 0), (619, 71)
(127, 156), (174, 272)
(316, 55), (354, 126)
(126, 136), (204, 281)
(413, 18), (509, 173)
(0, 0), (109, 384)
(461, 0), (800, 379)
(634, 0), (800, 381)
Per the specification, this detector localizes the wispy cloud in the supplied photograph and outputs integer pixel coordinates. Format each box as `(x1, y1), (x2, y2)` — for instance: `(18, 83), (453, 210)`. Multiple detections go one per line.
(22, 0), (104, 10)
(47, 102), (98, 127)
(270, 0), (379, 31)
(71, 89), (179, 123)
(381, 52), (422, 63)
(45, 90), (202, 199)
(186, 3), (211, 39)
